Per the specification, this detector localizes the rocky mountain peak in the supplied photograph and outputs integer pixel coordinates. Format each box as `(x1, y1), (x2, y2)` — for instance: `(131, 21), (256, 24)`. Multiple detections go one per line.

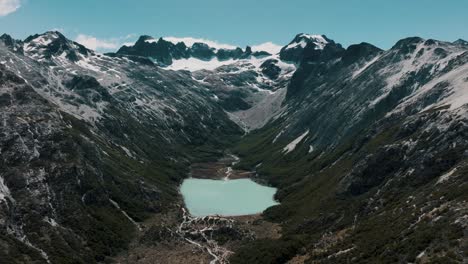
(135, 35), (155, 43)
(116, 35), (271, 67)
(1, 29), (467, 264)
(390, 36), (424, 54)
(279, 33), (338, 63)
(0, 33), (16, 46)
(0, 33), (23, 53)
(341, 42), (382, 65)
(453, 38), (468, 46)
(190, 42), (215, 60)
(23, 31), (90, 62)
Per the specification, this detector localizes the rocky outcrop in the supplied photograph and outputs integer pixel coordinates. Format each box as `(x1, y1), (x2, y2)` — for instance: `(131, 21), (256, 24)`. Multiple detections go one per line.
(230, 34), (468, 263)
(116, 35), (259, 66)
(0, 32), (243, 263)
(1, 30), (467, 263)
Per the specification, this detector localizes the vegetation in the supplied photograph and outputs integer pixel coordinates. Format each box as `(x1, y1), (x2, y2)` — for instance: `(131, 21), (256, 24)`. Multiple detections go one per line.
(229, 112), (468, 263)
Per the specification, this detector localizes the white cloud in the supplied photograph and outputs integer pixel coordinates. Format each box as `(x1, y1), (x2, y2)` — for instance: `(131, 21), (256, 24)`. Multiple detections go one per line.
(75, 34), (136, 52)
(164, 36), (237, 50)
(251, 42), (283, 55)
(75, 34), (120, 51)
(74, 33), (282, 54)
(0, 0), (21, 16)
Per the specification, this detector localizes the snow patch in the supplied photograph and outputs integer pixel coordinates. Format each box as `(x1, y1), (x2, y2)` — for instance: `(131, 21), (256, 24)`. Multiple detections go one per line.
(0, 176), (12, 202)
(352, 54), (382, 78)
(109, 199), (142, 231)
(377, 41), (468, 110)
(43, 217), (59, 227)
(436, 167), (457, 184)
(272, 129), (285, 143)
(328, 247), (354, 259)
(283, 130), (309, 154)
(167, 57), (236, 71)
(75, 57), (104, 73)
(285, 34), (329, 51)
(285, 40), (308, 50)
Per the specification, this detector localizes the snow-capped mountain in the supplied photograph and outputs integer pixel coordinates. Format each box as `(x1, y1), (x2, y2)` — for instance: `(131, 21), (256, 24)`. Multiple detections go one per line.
(279, 33), (337, 63)
(0, 31), (467, 263)
(230, 36), (468, 263)
(0, 31), (242, 263)
(114, 35), (272, 69)
(23, 31), (92, 62)
(113, 34), (300, 131)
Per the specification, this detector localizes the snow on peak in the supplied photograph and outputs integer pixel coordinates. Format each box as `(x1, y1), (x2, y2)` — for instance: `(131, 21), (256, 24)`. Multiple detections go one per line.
(299, 34), (326, 41)
(164, 36), (237, 50)
(284, 34), (329, 51)
(23, 32), (61, 54)
(136, 35), (283, 56)
(252, 42), (282, 55)
(299, 34), (329, 49)
(284, 40), (308, 50)
(144, 36), (237, 50)
(26, 32), (59, 47)
(167, 57), (236, 71)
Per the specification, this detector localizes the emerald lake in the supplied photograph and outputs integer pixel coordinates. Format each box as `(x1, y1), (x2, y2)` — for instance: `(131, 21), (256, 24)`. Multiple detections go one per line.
(180, 178), (279, 217)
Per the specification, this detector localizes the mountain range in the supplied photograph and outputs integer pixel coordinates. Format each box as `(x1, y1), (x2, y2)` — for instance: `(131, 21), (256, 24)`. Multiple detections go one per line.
(0, 30), (467, 263)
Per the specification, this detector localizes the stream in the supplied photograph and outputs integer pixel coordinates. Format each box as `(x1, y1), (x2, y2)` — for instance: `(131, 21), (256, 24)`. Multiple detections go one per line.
(177, 154), (278, 263)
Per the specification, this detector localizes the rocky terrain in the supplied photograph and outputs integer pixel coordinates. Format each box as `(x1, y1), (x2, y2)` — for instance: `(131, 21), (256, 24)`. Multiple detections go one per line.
(231, 36), (468, 263)
(0, 31), (242, 263)
(0, 31), (467, 263)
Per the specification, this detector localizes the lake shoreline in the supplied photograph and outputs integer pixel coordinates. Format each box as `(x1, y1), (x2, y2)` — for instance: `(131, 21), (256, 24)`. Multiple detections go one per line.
(189, 154), (255, 180)
(114, 154), (281, 264)
(180, 177), (278, 217)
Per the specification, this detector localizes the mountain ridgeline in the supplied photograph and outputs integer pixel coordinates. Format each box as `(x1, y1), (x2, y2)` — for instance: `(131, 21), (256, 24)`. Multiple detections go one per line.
(113, 35), (269, 66)
(0, 31), (467, 263)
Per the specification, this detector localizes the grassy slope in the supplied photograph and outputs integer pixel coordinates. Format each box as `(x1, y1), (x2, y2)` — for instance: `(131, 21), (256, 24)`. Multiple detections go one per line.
(229, 113), (467, 263)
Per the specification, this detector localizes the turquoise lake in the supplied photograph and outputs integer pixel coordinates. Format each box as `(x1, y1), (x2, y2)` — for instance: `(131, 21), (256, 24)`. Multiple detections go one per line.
(180, 178), (279, 217)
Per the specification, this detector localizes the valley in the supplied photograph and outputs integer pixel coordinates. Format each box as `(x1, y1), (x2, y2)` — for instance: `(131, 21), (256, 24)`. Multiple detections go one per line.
(0, 30), (467, 263)
(114, 155), (281, 264)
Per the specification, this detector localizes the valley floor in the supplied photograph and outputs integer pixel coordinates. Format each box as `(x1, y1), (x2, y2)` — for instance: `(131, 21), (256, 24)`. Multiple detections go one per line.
(113, 155), (281, 264)
(113, 208), (281, 264)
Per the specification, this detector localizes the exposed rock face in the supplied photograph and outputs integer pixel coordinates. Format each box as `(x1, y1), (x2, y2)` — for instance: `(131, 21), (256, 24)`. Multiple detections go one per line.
(341, 42), (382, 65)
(279, 34), (339, 63)
(0, 32), (242, 263)
(1, 30), (467, 264)
(23, 31), (90, 62)
(0, 34), (23, 54)
(115, 35), (259, 66)
(116, 36), (184, 65)
(453, 38), (468, 46)
(260, 59), (282, 80)
(230, 35), (468, 263)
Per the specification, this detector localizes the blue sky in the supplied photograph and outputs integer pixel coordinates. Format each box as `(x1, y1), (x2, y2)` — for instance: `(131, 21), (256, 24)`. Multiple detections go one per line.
(1, 0), (467, 51)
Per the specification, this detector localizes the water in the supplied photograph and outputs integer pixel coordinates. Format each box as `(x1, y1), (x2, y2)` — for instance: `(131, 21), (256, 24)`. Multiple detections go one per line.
(180, 178), (279, 217)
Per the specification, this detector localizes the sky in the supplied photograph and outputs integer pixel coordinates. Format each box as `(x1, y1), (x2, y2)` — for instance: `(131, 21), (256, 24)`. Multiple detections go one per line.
(0, 0), (467, 52)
